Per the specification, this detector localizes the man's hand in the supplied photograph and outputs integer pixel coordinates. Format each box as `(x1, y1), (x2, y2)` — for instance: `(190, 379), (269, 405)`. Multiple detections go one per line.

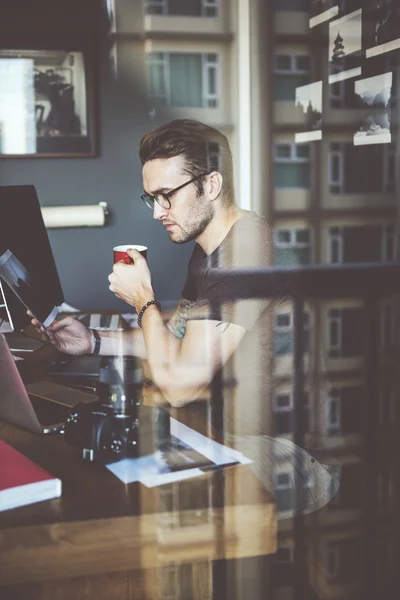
(108, 248), (154, 311)
(27, 311), (93, 355)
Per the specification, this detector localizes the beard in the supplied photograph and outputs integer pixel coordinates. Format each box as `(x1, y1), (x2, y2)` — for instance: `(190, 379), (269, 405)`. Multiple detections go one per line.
(169, 197), (214, 244)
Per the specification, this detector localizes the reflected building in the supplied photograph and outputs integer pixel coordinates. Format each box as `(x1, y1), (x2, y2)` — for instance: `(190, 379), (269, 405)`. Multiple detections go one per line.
(109, 0), (399, 598)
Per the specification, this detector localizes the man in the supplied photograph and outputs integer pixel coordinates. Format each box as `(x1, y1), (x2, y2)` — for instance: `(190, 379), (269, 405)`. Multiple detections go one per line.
(30, 119), (338, 514)
(34, 120), (271, 417)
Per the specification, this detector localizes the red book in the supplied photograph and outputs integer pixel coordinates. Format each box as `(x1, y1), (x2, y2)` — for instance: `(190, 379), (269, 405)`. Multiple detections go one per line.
(0, 441), (61, 512)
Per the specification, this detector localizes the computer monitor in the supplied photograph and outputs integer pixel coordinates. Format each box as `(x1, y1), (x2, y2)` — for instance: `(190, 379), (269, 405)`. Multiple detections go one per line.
(0, 185), (64, 331)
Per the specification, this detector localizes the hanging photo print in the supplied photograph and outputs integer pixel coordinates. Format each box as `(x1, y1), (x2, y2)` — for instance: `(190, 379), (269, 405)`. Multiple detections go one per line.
(295, 81), (323, 142)
(353, 72), (392, 145)
(329, 9), (363, 84)
(310, 0), (339, 28)
(365, 0), (400, 58)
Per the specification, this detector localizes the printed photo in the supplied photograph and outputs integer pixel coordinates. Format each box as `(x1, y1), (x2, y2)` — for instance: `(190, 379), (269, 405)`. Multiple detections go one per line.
(329, 9), (363, 84)
(295, 81), (323, 142)
(310, 0), (339, 28)
(365, 0), (400, 58)
(354, 72), (393, 145)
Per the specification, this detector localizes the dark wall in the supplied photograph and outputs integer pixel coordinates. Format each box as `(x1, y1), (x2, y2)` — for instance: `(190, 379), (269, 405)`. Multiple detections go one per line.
(0, 1), (193, 312)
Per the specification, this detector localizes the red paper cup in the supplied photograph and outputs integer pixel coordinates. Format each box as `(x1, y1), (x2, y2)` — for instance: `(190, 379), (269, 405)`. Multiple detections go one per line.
(113, 245), (147, 264)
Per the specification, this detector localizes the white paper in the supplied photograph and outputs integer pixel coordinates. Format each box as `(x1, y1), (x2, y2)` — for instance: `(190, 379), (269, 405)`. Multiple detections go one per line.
(106, 417), (252, 487)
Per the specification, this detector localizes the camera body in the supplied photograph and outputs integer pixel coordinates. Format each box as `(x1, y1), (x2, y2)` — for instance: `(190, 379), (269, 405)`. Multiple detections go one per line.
(64, 400), (140, 462)
(63, 355), (171, 462)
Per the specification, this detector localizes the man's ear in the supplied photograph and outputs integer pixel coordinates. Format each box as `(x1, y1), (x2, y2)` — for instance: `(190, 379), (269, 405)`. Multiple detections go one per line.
(207, 171), (223, 201)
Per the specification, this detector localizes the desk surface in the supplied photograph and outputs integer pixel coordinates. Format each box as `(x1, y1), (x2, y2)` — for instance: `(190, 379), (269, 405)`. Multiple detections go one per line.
(0, 340), (276, 599)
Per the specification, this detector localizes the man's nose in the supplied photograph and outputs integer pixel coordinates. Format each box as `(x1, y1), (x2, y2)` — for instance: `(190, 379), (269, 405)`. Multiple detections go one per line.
(153, 201), (169, 220)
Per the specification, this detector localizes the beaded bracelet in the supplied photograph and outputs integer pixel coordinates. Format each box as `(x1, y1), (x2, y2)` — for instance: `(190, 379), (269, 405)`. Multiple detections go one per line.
(90, 328), (101, 356)
(137, 300), (161, 328)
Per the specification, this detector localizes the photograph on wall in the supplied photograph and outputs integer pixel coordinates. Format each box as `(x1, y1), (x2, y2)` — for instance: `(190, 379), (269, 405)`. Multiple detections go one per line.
(365, 0), (400, 58)
(310, 0), (339, 28)
(353, 72), (392, 145)
(0, 49), (96, 157)
(328, 9), (363, 84)
(295, 81), (323, 142)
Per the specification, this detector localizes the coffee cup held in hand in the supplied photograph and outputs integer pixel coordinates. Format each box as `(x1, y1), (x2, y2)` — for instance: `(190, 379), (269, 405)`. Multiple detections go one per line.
(113, 245), (147, 264)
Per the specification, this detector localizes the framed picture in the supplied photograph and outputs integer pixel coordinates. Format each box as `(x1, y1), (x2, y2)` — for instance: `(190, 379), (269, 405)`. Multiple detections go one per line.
(0, 47), (98, 158)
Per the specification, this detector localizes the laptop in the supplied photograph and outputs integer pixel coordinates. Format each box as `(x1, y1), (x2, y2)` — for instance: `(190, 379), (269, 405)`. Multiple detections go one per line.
(0, 334), (94, 435)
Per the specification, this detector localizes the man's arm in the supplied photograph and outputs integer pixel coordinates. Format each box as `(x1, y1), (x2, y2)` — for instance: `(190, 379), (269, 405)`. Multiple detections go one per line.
(140, 304), (246, 408)
(96, 313), (181, 360)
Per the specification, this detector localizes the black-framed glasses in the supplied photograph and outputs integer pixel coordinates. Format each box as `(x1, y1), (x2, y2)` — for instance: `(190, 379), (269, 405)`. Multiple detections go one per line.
(141, 172), (210, 210)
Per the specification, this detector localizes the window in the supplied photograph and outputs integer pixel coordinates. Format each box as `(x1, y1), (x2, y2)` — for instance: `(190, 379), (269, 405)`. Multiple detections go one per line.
(275, 54), (311, 101)
(381, 302), (395, 351)
(325, 538), (361, 583)
(274, 310), (311, 355)
(275, 472), (292, 512)
(326, 387), (362, 436)
(328, 143), (344, 194)
(274, 470), (314, 513)
(145, 0), (218, 17)
(327, 307), (364, 358)
(329, 143), (395, 194)
(327, 390), (341, 435)
(274, 228), (311, 266)
(380, 384), (395, 428)
(275, 0), (310, 10)
(274, 143), (311, 188)
(274, 391), (310, 435)
(275, 546), (294, 586)
(148, 52), (219, 108)
(328, 225), (396, 264)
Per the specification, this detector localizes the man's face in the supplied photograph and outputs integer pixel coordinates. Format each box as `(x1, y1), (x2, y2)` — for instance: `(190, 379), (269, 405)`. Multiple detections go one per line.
(142, 155), (213, 244)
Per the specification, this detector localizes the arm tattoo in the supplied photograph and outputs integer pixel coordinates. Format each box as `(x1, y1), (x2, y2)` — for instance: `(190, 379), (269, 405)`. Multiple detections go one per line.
(216, 322), (231, 333)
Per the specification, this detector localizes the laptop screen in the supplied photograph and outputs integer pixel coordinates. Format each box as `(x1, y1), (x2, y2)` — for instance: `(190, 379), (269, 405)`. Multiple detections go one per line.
(0, 185), (64, 331)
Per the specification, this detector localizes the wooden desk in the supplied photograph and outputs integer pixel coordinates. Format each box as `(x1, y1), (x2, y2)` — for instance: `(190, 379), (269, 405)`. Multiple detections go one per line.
(0, 349), (276, 600)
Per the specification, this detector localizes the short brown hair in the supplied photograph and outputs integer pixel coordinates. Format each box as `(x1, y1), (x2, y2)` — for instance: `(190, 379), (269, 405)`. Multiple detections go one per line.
(139, 119), (235, 203)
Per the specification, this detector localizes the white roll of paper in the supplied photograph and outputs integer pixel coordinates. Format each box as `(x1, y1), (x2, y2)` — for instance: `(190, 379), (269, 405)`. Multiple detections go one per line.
(41, 205), (106, 228)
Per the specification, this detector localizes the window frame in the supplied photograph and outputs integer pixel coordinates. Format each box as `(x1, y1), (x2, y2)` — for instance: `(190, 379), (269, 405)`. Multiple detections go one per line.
(147, 51), (220, 108)
(274, 309), (311, 356)
(327, 389), (341, 435)
(274, 143), (312, 190)
(202, 52), (219, 108)
(328, 224), (396, 264)
(274, 54), (311, 74)
(145, 0), (219, 17)
(274, 226), (312, 264)
(327, 308), (342, 358)
(145, 0), (167, 15)
(328, 143), (344, 194)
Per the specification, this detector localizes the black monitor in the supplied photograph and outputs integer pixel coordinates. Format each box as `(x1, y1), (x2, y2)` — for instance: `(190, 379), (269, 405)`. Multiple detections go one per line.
(0, 185), (64, 331)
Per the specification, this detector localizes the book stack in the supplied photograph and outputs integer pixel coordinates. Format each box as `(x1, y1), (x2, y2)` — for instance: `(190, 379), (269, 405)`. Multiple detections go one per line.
(0, 441), (62, 512)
